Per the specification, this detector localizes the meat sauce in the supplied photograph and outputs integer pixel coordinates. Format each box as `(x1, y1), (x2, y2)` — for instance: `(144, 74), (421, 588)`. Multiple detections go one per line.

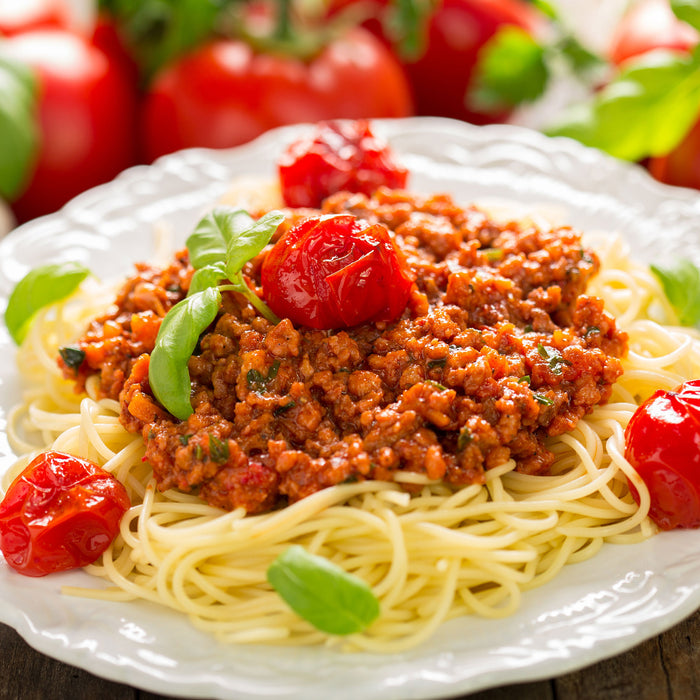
(62, 189), (627, 513)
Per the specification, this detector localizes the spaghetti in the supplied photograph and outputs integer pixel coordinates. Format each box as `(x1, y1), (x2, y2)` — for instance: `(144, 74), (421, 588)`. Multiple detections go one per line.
(3, 208), (698, 653)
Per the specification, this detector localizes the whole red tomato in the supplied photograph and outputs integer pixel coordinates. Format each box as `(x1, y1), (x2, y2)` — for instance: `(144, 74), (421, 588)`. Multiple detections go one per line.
(261, 214), (414, 329)
(0, 450), (130, 577)
(327, 0), (540, 124)
(397, 0), (542, 124)
(278, 120), (408, 207)
(608, 0), (698, 66)
(140, 27), (413, 162)
(4, 29), (139, 222)
(624, 380), (700, 530)
(0, 0), (70, 36)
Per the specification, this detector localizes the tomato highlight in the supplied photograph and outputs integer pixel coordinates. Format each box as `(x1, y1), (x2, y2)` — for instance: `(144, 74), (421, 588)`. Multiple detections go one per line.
(261, 214), (413, 329)
(0, 450), (130, 577)
(278, 120), (408, 208)
(624, 380), (700, 530)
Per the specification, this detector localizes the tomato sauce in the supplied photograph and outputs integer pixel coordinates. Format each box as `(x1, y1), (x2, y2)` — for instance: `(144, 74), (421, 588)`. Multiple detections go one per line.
(61, 189), (627, 513)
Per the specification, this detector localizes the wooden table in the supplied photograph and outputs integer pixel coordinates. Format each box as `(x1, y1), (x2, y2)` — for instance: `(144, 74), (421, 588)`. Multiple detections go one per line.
(1, 607), (698, 700)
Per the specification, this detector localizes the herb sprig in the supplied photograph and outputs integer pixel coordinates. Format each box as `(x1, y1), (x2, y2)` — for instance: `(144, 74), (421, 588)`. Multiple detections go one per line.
(149, 207), (284, 420)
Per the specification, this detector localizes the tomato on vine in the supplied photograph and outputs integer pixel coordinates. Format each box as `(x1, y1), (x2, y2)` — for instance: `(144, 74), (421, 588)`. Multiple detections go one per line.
(139, 0), (413, 162)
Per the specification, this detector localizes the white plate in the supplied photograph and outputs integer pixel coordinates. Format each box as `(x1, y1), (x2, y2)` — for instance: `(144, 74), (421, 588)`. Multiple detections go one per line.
(0, 117), (699, 700)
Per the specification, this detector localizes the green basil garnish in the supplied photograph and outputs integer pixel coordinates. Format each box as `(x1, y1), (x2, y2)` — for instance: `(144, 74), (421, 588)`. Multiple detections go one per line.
(58, 345), (86, 371)
(5, 262), (90, 345)
(273, 400), (296, 417)
(186, 206), (284, 323)
(457, 426), (473, 451)
(481, 247), (504, 262)
(537, 343), (569, 375)
(651, 259), (700, 328)
(188, 262), (227, 297)
(149, 286), (221, 421)
(208, 434), (230, 464)
(426, 380), (448, 392)
(246, 360), (280, 392)
(267, 545), (380, 636)
(534, 393), (555, 406)
(149, 208), (285, 420)
(427, 357), (447, 369)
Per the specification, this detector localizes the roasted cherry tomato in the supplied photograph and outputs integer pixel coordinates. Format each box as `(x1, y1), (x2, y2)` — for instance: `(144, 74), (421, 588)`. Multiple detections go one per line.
(0, 450), (130, 577)
(261, 214), (413, 329)
(278, 120), (408, 208)
(624, 380), (700, 530)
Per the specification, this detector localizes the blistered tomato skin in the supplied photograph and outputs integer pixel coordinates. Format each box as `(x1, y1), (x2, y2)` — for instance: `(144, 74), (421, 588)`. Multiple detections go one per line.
(278, 121), (408, 208)
(624, 380), (700, 530)
(261, 215), (413, 329)
(0, 451), (130, 577)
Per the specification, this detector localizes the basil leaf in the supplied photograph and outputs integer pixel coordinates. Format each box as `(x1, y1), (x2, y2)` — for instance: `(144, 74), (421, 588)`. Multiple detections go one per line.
(186, 208), (254, 270)
(149, 286), (221, 420)
(0, 55), (39, 201)
(547, 47), (700, 161)
(672, 0), (700, 31)
(651, 259), (700, 327)
(267, 545), (380, 635)
(5, 262), (90, 345)
(385, 0), (433, 61)
(58, 345), (86, 371)
(208, 434), (229, 463)
(188, 261), (227, 296)
(98, 0), (223, 79)
(557, 35), (606, 76)
(534, 393), (555, 406)
(225, 209), (286, 278)
(536, 343), (568, 375)
(470, 26), (549, 111)
(529, 0), (558, 20)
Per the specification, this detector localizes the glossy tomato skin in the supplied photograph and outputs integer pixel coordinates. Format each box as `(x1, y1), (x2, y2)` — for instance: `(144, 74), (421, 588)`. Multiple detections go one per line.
(648, 119), (700, 190)
(608, 0), (698, 66)
(0, 0), (70, 36)
(0, 451), (130, 577)
(261, 215), (413, 329)
(140, 27), (413, 162)
(402, 0), (541, 125)
(5, 30), (139, 222)
(624, 380), (700, 530)
(278, 120), (408, 208)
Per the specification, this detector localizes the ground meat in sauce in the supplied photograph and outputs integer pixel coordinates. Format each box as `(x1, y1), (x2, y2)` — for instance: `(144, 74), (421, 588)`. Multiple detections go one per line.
(61, 188), (628, 513)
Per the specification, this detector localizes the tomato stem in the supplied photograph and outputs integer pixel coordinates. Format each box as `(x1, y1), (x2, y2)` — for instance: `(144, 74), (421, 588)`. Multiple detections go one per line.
(275, 0), (292, 42)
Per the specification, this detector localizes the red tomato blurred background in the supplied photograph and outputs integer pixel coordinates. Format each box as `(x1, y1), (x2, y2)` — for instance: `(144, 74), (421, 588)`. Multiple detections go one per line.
(1, 0), (700, 227)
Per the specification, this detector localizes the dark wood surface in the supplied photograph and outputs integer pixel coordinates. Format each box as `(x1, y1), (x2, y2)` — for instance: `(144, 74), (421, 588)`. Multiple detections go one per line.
(1, 606), (698, 700)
